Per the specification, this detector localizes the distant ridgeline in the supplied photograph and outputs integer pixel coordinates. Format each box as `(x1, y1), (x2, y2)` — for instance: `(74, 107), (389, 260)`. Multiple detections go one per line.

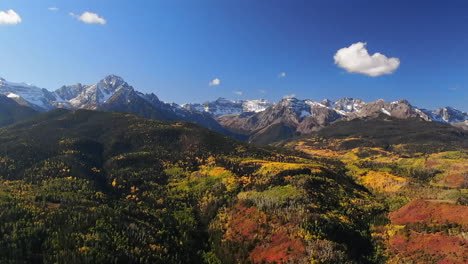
(1, 75), (467, 144)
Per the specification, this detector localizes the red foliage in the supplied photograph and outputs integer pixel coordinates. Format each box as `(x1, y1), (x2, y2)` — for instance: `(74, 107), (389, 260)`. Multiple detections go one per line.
(390, 231), (468, 264)
(249, 231), (306, 264)
(390, 200), (468, 227)
(224, 205), (267, 242)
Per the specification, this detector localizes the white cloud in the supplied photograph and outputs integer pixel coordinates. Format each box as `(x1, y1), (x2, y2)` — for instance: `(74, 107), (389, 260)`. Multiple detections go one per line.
(70, 11), (106, 25)
(0, 9), (21, 25)
(258, 89), (267, 94)
(233, 91), (243, 95)
(334, 42), (400, 77)
(48, 7), (59, 11)
(279, 72), (286, 78)
(209, 78), (221, 86)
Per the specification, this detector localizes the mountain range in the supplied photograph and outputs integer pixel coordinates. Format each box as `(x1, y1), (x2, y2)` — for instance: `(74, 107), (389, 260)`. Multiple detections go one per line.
(0, 76), (467, 264)
(1, 75), (467, 143)
(0, 75), (235, 137)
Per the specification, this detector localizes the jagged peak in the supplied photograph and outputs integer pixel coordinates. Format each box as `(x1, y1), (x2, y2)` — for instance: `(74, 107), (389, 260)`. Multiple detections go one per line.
(139, 92), (161, 104)
(100, 74), (127, 87)
(391, 99), (411, 105)
(321, 99), (332, 106)
(103, 74), (124, 81)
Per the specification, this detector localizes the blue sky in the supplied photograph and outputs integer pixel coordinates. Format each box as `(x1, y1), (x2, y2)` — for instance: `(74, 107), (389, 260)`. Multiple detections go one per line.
(0, 0), (467, 111)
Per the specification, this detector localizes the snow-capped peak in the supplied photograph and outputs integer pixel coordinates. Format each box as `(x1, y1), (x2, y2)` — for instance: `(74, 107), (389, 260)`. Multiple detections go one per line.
(1, 74), (466, 126)
(101, 75), (126, 88)
(56, 75), (134, 109)
(319, 98), (366, 114)
(242, 99), (274, 113)
(183, 98), (274, 117)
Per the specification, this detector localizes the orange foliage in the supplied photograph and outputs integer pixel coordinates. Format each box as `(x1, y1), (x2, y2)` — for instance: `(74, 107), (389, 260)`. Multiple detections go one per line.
(444, 172), (465, 188)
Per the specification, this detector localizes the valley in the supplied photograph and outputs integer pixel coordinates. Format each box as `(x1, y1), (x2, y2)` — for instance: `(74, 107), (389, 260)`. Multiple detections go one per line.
(0, 106), (465, 263)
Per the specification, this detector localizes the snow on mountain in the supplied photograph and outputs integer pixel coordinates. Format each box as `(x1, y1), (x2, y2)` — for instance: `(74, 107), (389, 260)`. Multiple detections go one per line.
(242, 99), (274, 113)
(321, 98), (365, 114)
(1, 75), (466, 127)
(183, 98), (274, 117)
(6, 92), (20, 99)
(0, 78), (56, 111)
(431, 107), (468, 123)
(57, 75), (132, 109)
(323, 98), (467, 124)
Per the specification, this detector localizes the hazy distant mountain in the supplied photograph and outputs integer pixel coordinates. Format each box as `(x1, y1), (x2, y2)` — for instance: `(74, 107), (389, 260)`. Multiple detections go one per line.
(182, 97), (274, 117)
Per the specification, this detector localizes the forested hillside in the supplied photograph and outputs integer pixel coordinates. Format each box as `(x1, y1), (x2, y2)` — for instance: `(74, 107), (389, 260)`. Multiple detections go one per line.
(285, 118), (468, 263)
(0, 110), (385, 263)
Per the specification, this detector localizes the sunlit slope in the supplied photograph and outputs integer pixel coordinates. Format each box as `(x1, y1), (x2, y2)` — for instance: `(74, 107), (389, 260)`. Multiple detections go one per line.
(285, 118), (468, 264)
(0, 109), (385, 263)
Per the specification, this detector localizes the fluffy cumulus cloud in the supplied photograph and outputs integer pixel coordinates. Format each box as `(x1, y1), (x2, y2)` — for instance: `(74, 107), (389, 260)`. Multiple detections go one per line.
(0, 9), (22, 25)
(334, 42), (400, 77)
(70, 11), (106, 24)
(209, 78), (221, 86)
(279, 72), (286, 78)
(233, 91), (243, 95)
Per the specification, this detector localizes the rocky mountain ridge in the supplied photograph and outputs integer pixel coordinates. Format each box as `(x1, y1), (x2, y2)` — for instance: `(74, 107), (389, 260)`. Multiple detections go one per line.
(215, 97), (468, 143)
(0, 75), (466, 143)
(0, 75), (234, 136)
